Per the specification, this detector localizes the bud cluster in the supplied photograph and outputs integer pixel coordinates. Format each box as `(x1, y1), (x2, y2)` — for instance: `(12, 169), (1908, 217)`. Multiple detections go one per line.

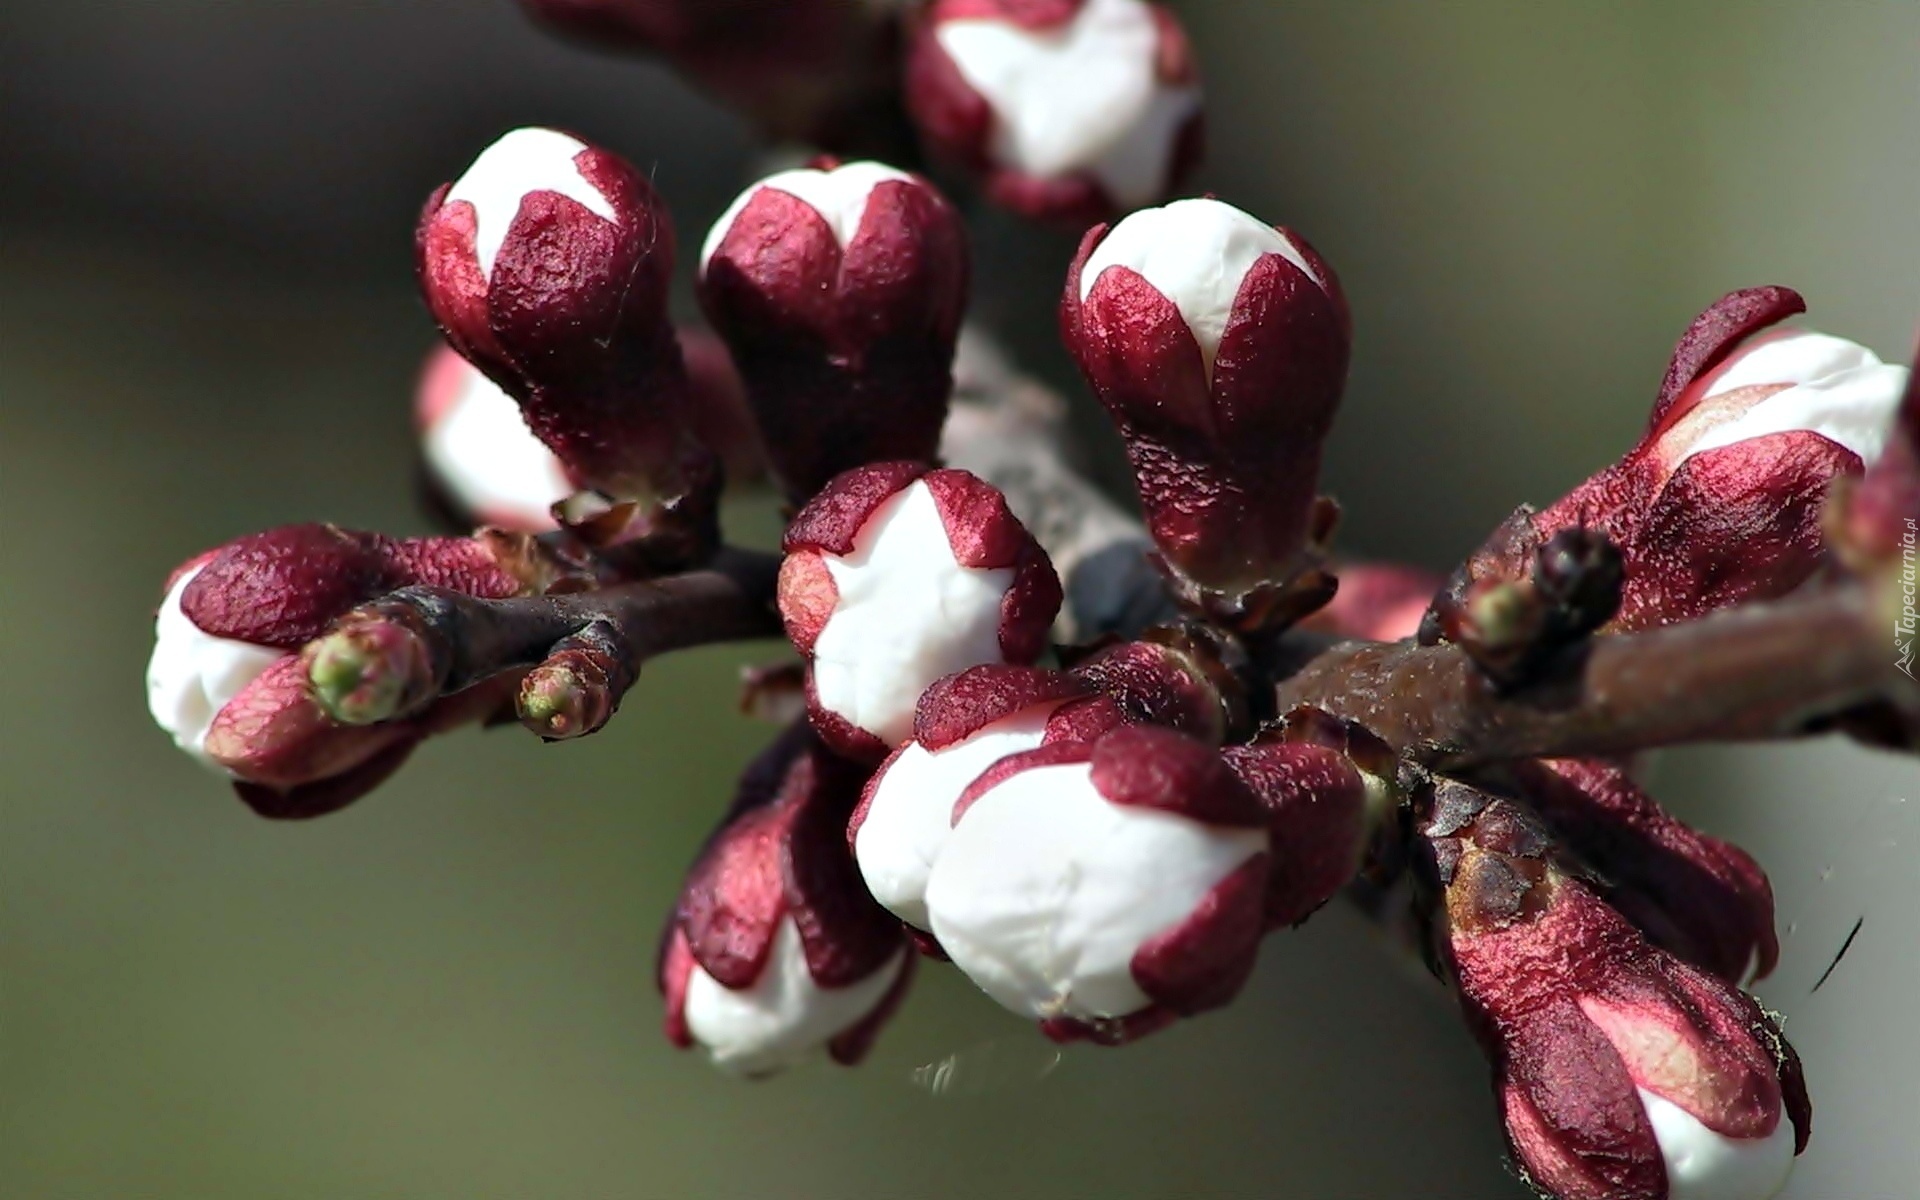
(132, 13), (1920, 1190)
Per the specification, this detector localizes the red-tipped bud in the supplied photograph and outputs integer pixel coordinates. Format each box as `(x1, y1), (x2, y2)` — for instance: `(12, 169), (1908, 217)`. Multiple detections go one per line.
(415, 329), (761, 531)
(1514, 758), (1779, 985)
(1063, 197), (1350, 616)
(923, 725), (1270, 1044)
(660, 725), (913, 1076)
(1511, 289), (1908, 631)
(1300, 561), (1443, 643)
(1424, 784), (1810, 1200)
(778, 463), (1062, 758)
(905, 0), (1203, 223)
(850, 665), (1119, 931)
(1067, 635), (1238, 741)
(145, 525), (525, 810)
(1835, 342), (1919, 571)
(416, 127), (716, 505)
(415, 344), (577, 532)
(1223, 714), (1396, 929)
(697, 160), (969, 501)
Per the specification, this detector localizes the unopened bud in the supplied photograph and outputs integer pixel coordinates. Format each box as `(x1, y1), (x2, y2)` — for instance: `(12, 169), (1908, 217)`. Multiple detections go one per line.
(778, 463), (1062, 758)
(662, 725), (913, 1075)
(924, 725), (1269, 1044)
(906, 0), (1203, 222)
(1063, 197), (1349, 621)
(699, 160), (968, 501)
(417, 127), (717, 510)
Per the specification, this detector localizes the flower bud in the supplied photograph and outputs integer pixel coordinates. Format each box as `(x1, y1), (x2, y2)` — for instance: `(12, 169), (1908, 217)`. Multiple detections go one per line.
(416, 127), (716, 507)
(850, 665), (1120, 931)
(1512, 758), (1778, 985)
(924, 725), (1270, 1044)
(415, 344), (576, 532)
(1424, 782), (1810, 1200)
(1222, 711), (1396, 929)
(779, 463), (1062, 758)
(906, 0), (1203, 222)
(415, 328), (762, 531)
(698, 160), (968, 501)
(145, 525), (525, 814)
(1470, 288), (1911, 632)
(661, 725), (913, 1076)
(1063, 197), (1350, 618)
(1067, 634), (1239, 741)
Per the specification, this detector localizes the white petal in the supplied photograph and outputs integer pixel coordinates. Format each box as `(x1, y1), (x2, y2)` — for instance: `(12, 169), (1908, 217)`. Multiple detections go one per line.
(700, 160), (915, 273)
(810, 482), (1015, 746)
(1678, 360), (1908, 468)
(423, 362), (572, 528)
(937, 0), (1196, 207)
(1703, 330), (1881, 400)
(1638, 1088), (1796, 1200)
(924, 761), (1265, 1022)
(682, 918), (905, 1077)
(444, 127), (618, 278)
(1079, 197), (1316, 376)
(854, 710), (1053, 928)
(145, 568), (286, 770)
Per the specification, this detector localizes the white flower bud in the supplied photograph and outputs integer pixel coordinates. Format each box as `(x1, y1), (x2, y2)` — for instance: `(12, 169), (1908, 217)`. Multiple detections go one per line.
(442, 127), (619, 277)
(421, 354), (572, 530)
(699, 160), (915, 272)
(935, 0), (1199, 209)
(145, 567), (286, 769)
(924, 760), (1265, 1022)
(1638, 1088), (1797, 1200)
(809, 482), (1017, 746)
(681, 918), (908, 1077)
(853, 707), (1054, 929)
(1079, 197), (1322, 375)
(1667, 329), (1907, 469)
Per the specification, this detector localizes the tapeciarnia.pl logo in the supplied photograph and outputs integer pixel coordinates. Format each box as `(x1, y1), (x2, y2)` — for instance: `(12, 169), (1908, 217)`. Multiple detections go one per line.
(1898, 517), (1917, 680)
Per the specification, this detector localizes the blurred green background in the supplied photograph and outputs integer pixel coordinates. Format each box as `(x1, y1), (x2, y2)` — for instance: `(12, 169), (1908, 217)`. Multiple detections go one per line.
(2, 2), (1916, 1197)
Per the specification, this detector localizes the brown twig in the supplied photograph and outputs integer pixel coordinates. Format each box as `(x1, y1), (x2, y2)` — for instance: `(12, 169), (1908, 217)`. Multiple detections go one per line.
(307, 547), (783, 726)
(1275, 576), (1912, 768)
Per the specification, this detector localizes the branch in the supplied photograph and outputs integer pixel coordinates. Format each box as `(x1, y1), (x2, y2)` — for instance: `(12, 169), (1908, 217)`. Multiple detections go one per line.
(941, 332), (1176, 642)
(1274, 575), (1914, 768)
(306, 548), (783, 731)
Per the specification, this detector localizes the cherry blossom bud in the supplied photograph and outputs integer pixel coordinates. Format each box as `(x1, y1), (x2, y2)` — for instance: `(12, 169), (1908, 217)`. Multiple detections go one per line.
(415, 344), (576, 532)
(906, 0), (1203, 223)
(661, 725), (913, 1076)
(924, 725), (1270, 1044)
(698, 160), (969, 501)
(1835, 341), (1920, 569)
(415, 330), (761, 532)
(850, 665), (1121, 931)
(779, 463), (1062, 758)
(145, 525), (526, 816)
(1513, 758), (1778, 986)
(1062, 197), (1350, 618)
(1067, 635), (1239, 741)
(1470, 288), (1911, 632)
(1222, 710), (1396, 929)
(1299, 561), (1443, 643)
(416, 127), (717, 507)
(1424, 782), (1810, 1200)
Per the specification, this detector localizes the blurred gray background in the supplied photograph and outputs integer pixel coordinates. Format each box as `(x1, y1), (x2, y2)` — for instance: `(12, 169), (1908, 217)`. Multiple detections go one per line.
(2, 2), (1916, 1197)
